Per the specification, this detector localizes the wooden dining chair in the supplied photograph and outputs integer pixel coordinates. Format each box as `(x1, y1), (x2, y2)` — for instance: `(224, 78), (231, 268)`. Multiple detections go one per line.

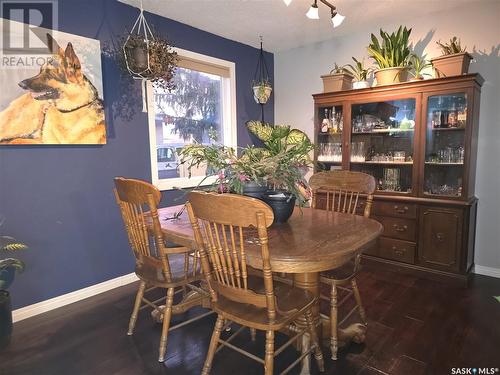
(186, 191), (324, 375)
(309, 170), (376, 360)
(113, 177), (210, 362)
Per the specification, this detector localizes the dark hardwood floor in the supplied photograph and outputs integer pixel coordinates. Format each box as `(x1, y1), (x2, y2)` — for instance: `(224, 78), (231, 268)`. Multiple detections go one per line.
(2, 263), (499, 375)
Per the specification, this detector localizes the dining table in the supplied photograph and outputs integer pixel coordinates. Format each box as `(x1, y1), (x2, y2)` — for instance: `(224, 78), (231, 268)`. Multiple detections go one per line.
(158, 204), (383, 374)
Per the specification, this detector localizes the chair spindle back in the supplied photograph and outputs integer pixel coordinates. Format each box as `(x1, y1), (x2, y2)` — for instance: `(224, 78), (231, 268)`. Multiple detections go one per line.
(186, 191), (277, 319)
(114, 177), (200, 284)
(310, 171), (376, 218)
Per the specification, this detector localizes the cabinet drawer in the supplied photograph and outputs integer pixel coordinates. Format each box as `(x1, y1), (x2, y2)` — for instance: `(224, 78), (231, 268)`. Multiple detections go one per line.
(356, 200), (417, 219)
(374, 216), (416, 241)
(373, 201), (417, 219)
(378, 237), (416, 264)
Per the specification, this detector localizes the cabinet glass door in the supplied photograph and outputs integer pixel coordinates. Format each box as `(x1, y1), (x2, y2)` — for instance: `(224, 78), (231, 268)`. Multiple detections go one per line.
(423, 93), (467, 197)
(350, 98), (416, 193)
(316, 105), (344, 171)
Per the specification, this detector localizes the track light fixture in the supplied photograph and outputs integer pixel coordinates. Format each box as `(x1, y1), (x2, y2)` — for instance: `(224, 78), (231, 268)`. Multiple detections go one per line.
(306, 0), (319, 19)
(284, 0), (345, 28)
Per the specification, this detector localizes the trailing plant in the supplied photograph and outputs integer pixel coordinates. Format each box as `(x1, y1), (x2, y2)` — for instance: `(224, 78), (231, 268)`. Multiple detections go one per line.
(344, 57), (374, 81)
(0, 235), (27, 290)
(178, 122), (314, 205)
(367, 26), (413, 69)
(436, 36), (466, 55)
(410, 54), (432, 78)
(123, 33), (178, 90)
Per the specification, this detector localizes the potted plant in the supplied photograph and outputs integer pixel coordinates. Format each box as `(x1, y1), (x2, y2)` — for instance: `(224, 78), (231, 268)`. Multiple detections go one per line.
(409, 54), (432, 81)
(179, 122), (313, 224)
(344, 57), (374, 89)
(431, 37), (472, 78)
(367, 26), (412, 85)
(321, 63), (353, 92)
(123, 33), (178, 90)
(246, 121), (313, 223)
(0, 234), (27, 348)
(252, 78), (273, 104)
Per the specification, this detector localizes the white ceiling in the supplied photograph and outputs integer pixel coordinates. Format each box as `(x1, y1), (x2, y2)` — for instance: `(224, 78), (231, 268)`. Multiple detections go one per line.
(119, 0), (473, 52)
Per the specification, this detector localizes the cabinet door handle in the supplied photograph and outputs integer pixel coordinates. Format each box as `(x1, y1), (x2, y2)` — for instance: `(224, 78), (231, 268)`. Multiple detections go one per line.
(392, 224), (408, 232)
(394, 205), (409, 214)
(435, 232), (445, 242)
(391, 246), (406, 256)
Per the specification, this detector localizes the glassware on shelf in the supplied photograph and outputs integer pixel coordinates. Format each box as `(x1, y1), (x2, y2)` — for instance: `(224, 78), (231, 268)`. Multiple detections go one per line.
(393, 151), (406, 162)
(350, 141), (366, 162)
(318, 143), (342, 162)
(382, 168), (401, 191)
(457, 96), (467, 128)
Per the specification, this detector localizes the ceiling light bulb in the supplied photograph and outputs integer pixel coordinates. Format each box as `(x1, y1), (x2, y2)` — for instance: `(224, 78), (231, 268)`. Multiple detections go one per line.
(331, 12), (345, 28)
(306, 4), (319, 19)
(283, 0), (292, 6)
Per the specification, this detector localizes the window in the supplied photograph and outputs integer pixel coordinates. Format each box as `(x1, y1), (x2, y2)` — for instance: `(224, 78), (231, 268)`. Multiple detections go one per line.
(148, 48), (237, 190)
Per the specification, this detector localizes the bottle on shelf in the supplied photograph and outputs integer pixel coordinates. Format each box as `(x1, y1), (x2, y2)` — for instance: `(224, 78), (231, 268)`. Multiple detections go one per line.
(432, 97), (443, 128)
(328, 107), (338, 134)
(321, 108), (329, 133)
(457, 96), (467, 128)
(448, 99), (458, 128)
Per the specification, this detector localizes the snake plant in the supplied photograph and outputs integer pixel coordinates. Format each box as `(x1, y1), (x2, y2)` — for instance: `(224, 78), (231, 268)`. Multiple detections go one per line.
(367, 26), (413, 69)
(436, 37), (466, 55)
(0, 235), (27, 290)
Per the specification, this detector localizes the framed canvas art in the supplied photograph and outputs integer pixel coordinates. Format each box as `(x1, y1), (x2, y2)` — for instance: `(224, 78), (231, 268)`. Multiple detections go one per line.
(0, 20), (106, 144)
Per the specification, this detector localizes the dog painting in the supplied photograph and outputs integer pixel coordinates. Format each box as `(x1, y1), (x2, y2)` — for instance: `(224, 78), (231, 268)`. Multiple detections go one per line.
(0, 28), (106, 144)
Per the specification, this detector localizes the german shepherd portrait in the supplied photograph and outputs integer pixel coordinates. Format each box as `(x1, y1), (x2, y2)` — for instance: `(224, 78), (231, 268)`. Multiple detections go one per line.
(0, 34), (106, 144)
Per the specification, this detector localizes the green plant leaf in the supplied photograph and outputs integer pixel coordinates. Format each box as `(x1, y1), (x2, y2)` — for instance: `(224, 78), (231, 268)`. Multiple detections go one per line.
(0, 258), (25, 273)
(494, 296), (500, 303)
(246, 121), (273, 142)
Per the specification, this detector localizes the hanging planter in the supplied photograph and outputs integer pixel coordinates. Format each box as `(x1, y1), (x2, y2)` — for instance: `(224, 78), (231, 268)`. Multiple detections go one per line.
(252, 79), (273, 104)
(252, 37), (272, 121)
(122, 5), (178, 90)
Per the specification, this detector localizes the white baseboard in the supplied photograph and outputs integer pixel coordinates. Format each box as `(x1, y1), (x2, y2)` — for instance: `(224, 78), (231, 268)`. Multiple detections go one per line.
(474, 265), (500, 279)
(12, 272), (139, 323)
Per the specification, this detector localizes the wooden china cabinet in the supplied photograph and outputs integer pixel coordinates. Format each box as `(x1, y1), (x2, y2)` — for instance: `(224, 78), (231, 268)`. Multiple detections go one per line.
(312, 74), (483, 284)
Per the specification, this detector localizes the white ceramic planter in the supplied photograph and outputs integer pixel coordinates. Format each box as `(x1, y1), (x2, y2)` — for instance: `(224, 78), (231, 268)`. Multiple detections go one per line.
(352, 81), (370, 89)
(253, 85), (272, 104)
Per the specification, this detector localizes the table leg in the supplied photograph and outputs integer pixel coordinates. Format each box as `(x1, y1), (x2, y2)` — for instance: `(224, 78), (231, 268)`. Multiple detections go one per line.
(293, 272), (320, 375)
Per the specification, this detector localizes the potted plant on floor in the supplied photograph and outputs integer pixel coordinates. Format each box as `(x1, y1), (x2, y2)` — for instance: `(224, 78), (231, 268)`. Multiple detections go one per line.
(321, 63), (353, 92)
(409, 54), (432, 81)
(344, 57), (373, 89)
(367, 26), (413, 85)
(0, 234), (27, 348)
(431, 37), (472, 78)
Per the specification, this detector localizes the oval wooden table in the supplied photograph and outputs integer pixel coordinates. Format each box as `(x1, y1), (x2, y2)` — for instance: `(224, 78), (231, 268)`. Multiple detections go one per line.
(159, 205), (383, 373)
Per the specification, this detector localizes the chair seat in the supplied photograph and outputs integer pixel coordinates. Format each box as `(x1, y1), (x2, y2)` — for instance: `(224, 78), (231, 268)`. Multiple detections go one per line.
(320, 259), (358, 284)
(212, 275), (316, 331)
(135, 253), (202, 288)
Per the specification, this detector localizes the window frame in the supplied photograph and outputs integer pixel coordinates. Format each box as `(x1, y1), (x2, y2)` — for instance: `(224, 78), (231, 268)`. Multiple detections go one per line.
(147, 48), (237, 191)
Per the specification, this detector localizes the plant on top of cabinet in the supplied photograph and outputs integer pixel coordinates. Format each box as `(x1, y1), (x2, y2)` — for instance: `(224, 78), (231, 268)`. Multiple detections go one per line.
(367, 26), (413, 85)
(344, 57), (374, 89)
(409, 54), (432, 81)
(431, 36), (472, 78)
(321, 63), (353, 93)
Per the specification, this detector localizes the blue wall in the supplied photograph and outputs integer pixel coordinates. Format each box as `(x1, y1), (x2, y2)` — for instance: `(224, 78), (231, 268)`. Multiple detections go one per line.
(0, 0), (274, 309)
